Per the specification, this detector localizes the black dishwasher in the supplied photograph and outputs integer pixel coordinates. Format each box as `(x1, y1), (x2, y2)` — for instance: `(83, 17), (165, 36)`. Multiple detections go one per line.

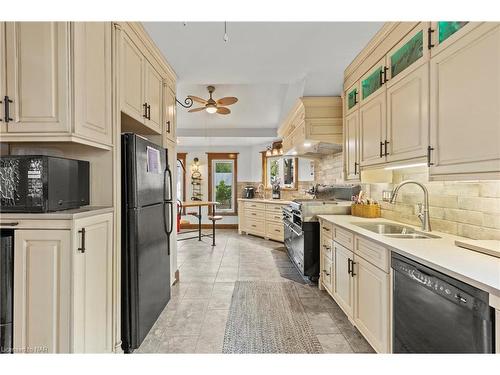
(392, 253), (495, 353)
(0, 229), (14, 354)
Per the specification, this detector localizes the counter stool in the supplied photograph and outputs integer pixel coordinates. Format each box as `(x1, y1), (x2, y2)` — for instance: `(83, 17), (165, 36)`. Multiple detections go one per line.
(208, 202), (222, 246)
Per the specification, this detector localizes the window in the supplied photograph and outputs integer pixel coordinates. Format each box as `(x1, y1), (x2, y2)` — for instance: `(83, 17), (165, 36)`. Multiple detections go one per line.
(207, 153), (238, 215)
(263, 154), (298, 189)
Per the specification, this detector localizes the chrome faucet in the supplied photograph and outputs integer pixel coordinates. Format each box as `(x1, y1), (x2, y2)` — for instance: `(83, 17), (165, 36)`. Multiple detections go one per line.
(390, 180), (432, 232)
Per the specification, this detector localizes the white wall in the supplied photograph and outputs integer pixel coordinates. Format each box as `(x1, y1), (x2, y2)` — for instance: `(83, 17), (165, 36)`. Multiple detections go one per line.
(177, 143), (315, 225)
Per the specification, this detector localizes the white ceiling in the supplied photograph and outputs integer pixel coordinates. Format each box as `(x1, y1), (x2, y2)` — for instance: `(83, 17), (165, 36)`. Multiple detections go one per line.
(143, 22), (383, 145)
(177, 136), (276, 147)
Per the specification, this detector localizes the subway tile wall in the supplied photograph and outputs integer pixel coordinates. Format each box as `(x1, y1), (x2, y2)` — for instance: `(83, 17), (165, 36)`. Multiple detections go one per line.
(314, 153), (500, 240)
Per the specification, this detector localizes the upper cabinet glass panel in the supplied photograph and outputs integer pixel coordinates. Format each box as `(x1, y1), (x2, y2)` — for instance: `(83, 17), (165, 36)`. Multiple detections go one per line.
(348, 87), (358, 109)
(438, 22), (469, 43)
(390, 30), (423, 79)
(362, 67), (383, 100)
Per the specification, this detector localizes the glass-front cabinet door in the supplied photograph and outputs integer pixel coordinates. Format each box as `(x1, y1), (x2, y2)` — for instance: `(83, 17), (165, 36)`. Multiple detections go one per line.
(360, 58), (385, 105)
(429, 22), (481, 57)
(345, 82), (360, 115)
(385, 23), (429, 86)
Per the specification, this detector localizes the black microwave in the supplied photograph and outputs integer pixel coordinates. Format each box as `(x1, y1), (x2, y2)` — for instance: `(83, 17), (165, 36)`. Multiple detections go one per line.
(0, 155), (90, 213)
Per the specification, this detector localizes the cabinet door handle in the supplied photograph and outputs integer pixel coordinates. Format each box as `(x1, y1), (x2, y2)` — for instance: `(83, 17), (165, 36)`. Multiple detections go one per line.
(428, 27), (435, 50)
(351, 260), (356, 277)
(143, 103), (148, 118)
(3, 96), (13, 123)
(380, 141), (384, 158)
(166, 120), (171, 133)
(147, 104), (151, 120)
(78, 228), (86, 253)
(354, 162), (359, 175)
(379, 70), (384, 86)
(353, 90), (358, 105)
(384, 140), (390, 156)
(383, 66), (389, 84)
(427, 145), (435, 167)
(347, 258), (352, 275)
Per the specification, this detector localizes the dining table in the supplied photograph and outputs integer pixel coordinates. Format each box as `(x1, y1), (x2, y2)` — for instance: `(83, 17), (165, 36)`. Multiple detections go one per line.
(179, 201), (219, 241)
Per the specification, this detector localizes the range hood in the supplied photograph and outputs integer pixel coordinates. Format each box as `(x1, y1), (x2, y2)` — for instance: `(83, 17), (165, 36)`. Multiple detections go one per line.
(286, 141), (343, 158)
(278, 97), (343, 158)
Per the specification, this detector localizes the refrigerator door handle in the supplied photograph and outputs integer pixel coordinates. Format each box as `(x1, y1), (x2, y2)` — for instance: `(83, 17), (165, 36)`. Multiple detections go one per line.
(166, 167), (173, 201)
(167, 201), (174, 236)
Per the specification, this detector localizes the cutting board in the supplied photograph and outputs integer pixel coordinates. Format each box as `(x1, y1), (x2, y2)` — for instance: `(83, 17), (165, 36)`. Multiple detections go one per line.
(455, 240), (500, 258)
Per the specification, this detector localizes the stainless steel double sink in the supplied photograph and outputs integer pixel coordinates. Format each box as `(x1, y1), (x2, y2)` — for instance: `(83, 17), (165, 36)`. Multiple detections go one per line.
(353, 222), (441, 239)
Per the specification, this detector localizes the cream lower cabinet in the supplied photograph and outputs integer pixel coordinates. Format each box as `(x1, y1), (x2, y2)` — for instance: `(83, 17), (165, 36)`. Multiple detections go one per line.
(238, 201), (286, 242)
(13, 212), (114, 353)
(352, 254), (390, 353)
(429, 22), (500, 179)
(333, 242), (355, 318)
(72, 213), (114, 353)
(322, 223), (391, 353)
(13, 230), (72, 353)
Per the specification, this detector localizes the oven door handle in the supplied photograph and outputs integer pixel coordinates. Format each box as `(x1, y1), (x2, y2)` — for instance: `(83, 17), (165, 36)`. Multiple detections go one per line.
(286, 222), (302, 236)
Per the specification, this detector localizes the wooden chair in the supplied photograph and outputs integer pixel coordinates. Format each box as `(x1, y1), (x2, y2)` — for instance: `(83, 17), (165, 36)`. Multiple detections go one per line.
(207, 202), (222, 246)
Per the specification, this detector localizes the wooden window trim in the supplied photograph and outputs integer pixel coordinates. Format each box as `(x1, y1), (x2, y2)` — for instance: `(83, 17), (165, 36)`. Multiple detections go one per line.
(207, 152), (239, 216)
(261, 152), (299, 191)
(177, 152), (187, 214)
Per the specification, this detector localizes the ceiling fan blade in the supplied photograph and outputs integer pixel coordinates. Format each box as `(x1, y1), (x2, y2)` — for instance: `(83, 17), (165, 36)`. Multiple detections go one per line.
(187, 95), (208, 104)
(217, 97), (238, 106)
(216, 107), (231, 115)
(188, 107), (206, 113)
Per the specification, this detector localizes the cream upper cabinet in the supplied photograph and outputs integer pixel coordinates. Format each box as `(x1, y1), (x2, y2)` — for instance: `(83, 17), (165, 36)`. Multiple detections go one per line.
(72, 213), (114, 353)
(359, 89), (386, 166)
(385, 22), (429, 84)
(429, 22), (482, 58)
(344, 110), (360, 180)
(144, 61), (163, 134)
(14, 229), (71, 353)
(73, 22), (112, 146)
(5, 22), (70, 133)
(121, 32), (146, 124)
(333, 242), (354, 318)
(353, 254), (390, 353)
(429, 23), (500, 179)
(345, 81), (360, 115)
(164, 84), (177, 143)
(385, 63), (429, 162)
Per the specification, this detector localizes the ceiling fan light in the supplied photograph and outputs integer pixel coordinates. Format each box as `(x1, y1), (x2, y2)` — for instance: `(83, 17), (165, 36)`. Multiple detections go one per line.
(206, 105), (217, 114)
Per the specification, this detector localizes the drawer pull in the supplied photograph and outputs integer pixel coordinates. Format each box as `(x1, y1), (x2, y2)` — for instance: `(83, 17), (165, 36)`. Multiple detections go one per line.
(322, 227), (330, 232)
(323, 270), (330, 276)
(274, 229), (281, 232)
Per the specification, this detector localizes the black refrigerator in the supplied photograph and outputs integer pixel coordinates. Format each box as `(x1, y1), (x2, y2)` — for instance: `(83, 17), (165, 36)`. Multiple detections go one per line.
(121, 133), (173, 353)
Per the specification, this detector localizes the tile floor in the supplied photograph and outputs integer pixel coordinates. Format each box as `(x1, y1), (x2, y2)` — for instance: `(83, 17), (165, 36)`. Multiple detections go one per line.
(136, 230), (374, 354)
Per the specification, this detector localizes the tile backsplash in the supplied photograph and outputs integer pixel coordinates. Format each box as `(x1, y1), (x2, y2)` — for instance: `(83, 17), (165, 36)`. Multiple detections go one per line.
(314, 153), (500, 240)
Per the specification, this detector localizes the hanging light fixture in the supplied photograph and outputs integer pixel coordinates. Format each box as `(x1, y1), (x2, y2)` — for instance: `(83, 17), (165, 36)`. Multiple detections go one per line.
(223, 21), (229, 42)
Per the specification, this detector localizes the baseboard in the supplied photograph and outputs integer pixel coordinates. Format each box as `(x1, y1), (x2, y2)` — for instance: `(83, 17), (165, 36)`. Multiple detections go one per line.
(180, 224), (238, 230)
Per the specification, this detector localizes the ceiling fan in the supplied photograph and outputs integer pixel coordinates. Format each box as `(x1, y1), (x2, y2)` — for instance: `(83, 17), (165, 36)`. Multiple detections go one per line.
(187, 86), (238, 115)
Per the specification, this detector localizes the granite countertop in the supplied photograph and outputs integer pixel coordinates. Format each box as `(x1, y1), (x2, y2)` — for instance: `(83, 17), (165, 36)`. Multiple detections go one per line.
(0, 206), (114, 221)
(317, 214), (500, 300)
(238, 198), (291, 204)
